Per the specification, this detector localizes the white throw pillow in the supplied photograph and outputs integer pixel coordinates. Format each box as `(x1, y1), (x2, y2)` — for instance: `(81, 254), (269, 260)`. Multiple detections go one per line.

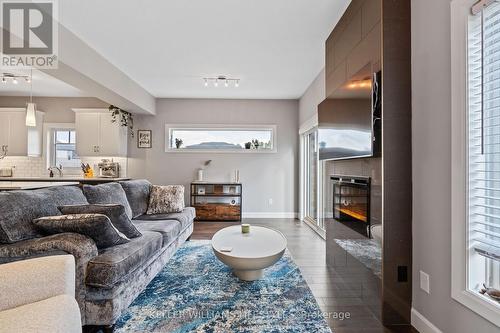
(146, 185), (185, 215)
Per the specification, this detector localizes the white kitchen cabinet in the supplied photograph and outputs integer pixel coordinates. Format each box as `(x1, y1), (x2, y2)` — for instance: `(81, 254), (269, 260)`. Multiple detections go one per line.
(74, 112), (100, 156)
(98, 112), (128, 156)
(0, 108), (44, 157)
(74, 109), (128, 157)
(8, 111), (28, 156)
(0, 113), (9, 150)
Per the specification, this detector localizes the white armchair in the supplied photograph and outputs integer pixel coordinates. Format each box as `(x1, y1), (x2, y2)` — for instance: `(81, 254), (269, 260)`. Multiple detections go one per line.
(0, 255), (82, 333)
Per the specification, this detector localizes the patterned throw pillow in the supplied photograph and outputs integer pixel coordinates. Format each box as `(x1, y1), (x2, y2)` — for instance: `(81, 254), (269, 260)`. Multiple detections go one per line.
(58, 204), (142, 238)
(33, 214), (129, 249)
(146, 185), (185, 215)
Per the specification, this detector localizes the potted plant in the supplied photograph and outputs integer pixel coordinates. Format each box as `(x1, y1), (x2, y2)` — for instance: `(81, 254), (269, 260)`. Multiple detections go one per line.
(252, 139), (260, 149)
(175, 138), (183, 149)
(245, 142), (252, 149)
(109, 105), (134, 137)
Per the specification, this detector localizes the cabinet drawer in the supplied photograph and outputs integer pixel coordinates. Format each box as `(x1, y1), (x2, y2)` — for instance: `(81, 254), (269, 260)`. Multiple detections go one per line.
(194, 205), (216, 220)
(215, 205), (240, 220)
(193, 204), (240, 221)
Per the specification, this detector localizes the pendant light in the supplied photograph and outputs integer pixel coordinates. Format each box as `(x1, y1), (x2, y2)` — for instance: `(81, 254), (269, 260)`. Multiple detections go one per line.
(25, 69), (36, 127)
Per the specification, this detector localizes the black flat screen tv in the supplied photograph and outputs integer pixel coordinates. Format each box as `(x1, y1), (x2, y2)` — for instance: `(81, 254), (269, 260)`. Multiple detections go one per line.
(318, 71), (381, 161)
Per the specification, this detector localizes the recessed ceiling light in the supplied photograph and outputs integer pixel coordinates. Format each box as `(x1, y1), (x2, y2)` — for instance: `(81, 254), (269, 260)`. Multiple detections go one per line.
(12, 78), (18, 84)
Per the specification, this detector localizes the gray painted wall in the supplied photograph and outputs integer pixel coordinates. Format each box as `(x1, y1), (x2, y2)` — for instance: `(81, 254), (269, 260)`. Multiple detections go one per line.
(412, 0), (498, 331)
(128, 98), (299, 215)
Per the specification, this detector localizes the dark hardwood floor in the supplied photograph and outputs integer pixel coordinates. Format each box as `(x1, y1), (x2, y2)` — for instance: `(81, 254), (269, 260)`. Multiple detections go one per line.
(193, 219), (418, 333)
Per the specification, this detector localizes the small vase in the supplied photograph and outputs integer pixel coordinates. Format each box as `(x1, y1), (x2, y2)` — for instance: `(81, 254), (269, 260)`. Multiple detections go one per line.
(197, 169), (204, 182)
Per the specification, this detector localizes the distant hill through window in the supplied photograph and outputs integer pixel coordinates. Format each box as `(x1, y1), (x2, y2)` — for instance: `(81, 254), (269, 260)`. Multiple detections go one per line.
(185, 142), (243, 149)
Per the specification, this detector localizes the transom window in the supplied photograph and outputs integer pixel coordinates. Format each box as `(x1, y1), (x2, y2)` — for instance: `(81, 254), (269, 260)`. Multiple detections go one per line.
(165, 125), (276, 152)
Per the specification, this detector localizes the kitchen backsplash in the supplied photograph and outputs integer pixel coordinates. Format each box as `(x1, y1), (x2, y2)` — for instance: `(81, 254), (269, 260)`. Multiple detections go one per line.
(0, 156), (46, 177)
(0, 156), (128, 178)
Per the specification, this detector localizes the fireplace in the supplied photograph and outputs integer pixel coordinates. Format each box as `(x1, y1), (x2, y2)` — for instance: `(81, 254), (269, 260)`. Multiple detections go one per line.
(331, 175), (371, 238)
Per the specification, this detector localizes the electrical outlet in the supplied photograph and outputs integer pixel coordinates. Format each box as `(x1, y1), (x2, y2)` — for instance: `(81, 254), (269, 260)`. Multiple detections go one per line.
(268, 198), (273, 206)
(398, 266), (408, 282)
(420, 270), (430, 294)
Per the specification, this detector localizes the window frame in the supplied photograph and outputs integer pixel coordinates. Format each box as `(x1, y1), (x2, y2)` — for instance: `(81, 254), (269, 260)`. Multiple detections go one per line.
(164, 124), (278, 153)
(43, 123), (81, 174)
(451, 0), (500, 326)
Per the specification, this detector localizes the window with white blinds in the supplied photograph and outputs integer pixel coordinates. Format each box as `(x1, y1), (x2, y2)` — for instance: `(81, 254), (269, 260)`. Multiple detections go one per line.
(468, 1), (500, 292)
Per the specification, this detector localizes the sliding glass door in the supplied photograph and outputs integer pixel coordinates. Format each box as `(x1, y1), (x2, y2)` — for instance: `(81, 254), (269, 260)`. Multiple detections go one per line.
(302, 128), (325, 232)
(306, 130), (318, 221)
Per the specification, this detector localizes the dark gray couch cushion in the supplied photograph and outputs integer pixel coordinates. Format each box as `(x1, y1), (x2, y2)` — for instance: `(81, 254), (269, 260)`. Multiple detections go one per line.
(58, 204), (142, 239)
(85, 231), (162, 288)
(132, 219), (181, 246)
(119, 180), (151, 218)
(0, 186), (88, 244)
(33, 214), (129, 249)
(83, 183), (133, 219)
(135, 207), (195, 229)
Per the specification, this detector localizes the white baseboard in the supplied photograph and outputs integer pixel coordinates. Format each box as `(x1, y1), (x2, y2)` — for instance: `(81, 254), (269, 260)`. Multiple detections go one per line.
(411, 308), (442, 333)
(242, 212), (298, 219)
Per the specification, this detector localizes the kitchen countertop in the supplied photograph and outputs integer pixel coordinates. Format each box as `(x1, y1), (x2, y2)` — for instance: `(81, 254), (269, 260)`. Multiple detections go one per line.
(0, 182), (80, 191)
(0, 177), (130, 182)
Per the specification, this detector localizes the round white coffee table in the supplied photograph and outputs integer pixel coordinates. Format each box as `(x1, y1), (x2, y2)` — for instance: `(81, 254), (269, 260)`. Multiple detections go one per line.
(211, 225), (287, 281)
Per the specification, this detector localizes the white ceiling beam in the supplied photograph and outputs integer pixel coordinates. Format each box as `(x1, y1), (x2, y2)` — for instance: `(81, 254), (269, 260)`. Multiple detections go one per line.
(1, 22), (156, 115)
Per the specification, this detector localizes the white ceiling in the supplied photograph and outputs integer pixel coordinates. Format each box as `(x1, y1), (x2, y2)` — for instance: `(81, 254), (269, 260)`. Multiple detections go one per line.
(58, 0), (350, 99)
(0, 69), (87, 97)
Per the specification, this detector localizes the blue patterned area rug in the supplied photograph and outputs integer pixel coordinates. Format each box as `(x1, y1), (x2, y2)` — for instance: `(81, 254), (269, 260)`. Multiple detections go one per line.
(115, 240), (331, 333)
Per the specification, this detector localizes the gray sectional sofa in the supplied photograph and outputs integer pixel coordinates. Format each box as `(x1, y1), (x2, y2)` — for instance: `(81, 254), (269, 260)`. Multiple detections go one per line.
(0, 179), (194, 328)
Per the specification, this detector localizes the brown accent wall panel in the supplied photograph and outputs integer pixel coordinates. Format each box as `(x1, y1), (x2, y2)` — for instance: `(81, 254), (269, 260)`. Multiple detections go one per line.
(323, 0), (412, 328)
(362, 0), (382, 37)
(381, 0), (412, 326)
(325, 60), (347, 98)
(325, 0), (382, 96)
(334, 10), (363, 68)
(347, 21), (382, 79)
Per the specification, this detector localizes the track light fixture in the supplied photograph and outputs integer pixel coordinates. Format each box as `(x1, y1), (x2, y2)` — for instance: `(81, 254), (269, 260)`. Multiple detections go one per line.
(203, 76), (240, 88)
(1, 73), (30, 85)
